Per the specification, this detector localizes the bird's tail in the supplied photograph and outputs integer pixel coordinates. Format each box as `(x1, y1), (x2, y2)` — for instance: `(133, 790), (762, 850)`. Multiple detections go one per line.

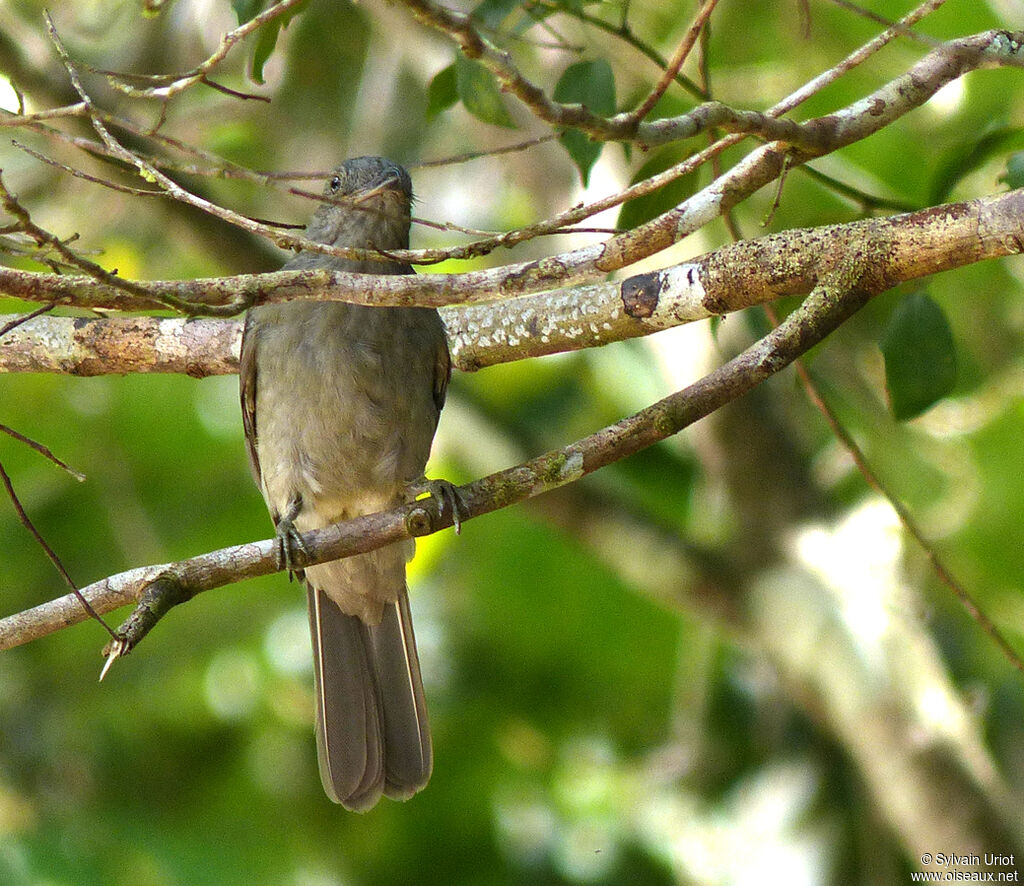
(306, 557), (432, 811)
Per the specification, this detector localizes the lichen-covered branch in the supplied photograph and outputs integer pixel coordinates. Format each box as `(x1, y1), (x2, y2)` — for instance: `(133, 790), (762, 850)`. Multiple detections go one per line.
(399, 0), (1023, 154)
(2, 189), (1022, 374)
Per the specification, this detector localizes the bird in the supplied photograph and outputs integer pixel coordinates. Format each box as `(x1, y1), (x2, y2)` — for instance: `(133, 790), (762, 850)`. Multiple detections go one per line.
(239, 156), (450, 810)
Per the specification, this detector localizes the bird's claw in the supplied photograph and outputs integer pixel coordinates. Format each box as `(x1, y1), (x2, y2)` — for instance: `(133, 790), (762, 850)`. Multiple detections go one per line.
(407, 477), (466, 534)
(275, 499), (308, 576)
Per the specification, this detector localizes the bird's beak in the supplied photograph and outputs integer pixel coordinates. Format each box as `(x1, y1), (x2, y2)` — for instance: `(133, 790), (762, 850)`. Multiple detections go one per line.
(352, 176), (403, 205)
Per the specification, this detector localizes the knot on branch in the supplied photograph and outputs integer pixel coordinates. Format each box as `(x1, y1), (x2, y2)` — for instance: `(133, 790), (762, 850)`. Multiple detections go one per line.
(405, 505), (435, 536)
(101, 571), (193, 661)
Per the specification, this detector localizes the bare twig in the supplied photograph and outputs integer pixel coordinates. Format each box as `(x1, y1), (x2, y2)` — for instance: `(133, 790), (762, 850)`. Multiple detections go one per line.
(12, 141), (166, 197)
(805, 362), (1024, 674)
(821, 0), (941, 46)
(624, 0), (720, 128)
(0, 302), (56, 338)
(0, 423), (86, 481)
(10, 11), (1008, 282)
(416, 134), (556, 167)
(0, 170), (163, 296)
(762, 299), (1024, 676)
(528, 0), (707, 100)
(95, 0), (306, 99)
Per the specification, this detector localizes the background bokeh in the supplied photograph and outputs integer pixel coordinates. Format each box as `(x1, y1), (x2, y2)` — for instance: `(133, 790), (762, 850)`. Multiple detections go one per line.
(2, 1), (1024, 884)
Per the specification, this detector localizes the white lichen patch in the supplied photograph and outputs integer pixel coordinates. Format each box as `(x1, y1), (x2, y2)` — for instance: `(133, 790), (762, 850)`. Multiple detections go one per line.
(641, 263), (713, 330)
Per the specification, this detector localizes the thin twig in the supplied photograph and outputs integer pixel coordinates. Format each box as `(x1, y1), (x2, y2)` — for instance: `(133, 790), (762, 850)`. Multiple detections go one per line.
(527, 0), (707, 100)
(13, 2), (977, 280)
(822, 0), (940, 47)
(625, 0), (720, 127)
(415, 134), (556, 167)
(0, 302), (57, 338)
(0, 423), (86, 481)
(770, 0), (948, 118)
(199, 76), (271, 102)
(95, 0), (306, 99)
(13, 141), (166, 197)
(0, 170), (164, 298)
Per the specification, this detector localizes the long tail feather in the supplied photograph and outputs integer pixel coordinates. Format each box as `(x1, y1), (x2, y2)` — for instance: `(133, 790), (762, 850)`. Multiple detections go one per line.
(307, 581), (431, 810)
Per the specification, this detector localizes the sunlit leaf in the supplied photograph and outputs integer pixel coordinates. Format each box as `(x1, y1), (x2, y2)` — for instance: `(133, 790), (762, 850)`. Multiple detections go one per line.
(455, 54), (515, 128)
(881, 291), (958, 420)
(553, 59), (615, 186)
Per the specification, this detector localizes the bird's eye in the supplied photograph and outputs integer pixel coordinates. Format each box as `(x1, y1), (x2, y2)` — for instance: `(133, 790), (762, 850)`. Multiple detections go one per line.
(329, 175), (342, 193)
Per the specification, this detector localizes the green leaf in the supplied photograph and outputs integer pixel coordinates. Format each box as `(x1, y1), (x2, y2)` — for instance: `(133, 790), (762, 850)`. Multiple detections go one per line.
(553, 59), (616, 186)
(509, 0), (583, 33)
(881, 291), (958, 421)
(455, 54), (515, 128)
(426, 63), (458, 119)
(249, 20), (281, 85)
(1000, 150), (1024, 189)
(239, 0), (306, 85)
(471, 0), (522, 29)
(231, 0), (264, 22)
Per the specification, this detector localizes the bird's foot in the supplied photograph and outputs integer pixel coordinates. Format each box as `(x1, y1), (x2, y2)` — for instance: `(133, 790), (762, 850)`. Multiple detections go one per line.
(406, 477), (466, 535)
(275, 497), (309, 577)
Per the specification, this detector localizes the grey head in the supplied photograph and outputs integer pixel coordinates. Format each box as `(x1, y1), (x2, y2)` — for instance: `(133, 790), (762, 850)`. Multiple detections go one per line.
(303, 156), (414, 251)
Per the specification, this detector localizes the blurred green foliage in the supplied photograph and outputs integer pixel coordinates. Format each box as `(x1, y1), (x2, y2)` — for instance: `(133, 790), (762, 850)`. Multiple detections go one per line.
(2, 1), (1024, 884)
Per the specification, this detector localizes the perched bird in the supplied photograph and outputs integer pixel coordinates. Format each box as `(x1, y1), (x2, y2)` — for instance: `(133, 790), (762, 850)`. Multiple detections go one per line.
(240, 156), (450, 810)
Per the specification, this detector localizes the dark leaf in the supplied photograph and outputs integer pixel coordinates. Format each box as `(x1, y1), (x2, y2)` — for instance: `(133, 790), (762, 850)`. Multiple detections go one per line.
(244, 0), (307, 85)
(929, 125), (1024, 204)
(249, 21), (281, 85)
(231, 0), (265, 22)
(881, 291), (958, 421)
(455, 54), (515, 128)
(553, 59), (616, 186)
(471, 0), (523, 29)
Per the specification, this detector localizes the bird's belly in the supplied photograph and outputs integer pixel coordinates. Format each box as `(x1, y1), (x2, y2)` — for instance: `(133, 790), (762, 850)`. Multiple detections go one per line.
(252, 314), (438, 519)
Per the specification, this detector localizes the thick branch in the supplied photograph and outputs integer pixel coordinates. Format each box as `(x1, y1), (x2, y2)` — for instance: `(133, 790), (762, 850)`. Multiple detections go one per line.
(0, 259), (879, 651)
(2, 190), (1022, 374)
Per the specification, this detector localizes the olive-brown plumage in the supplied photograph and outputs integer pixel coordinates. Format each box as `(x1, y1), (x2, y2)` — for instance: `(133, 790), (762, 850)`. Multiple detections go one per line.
(240, 157), (447, 810)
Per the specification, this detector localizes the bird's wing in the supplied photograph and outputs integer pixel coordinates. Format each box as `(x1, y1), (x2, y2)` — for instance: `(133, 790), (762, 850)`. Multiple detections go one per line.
(239, 311), (262, 488)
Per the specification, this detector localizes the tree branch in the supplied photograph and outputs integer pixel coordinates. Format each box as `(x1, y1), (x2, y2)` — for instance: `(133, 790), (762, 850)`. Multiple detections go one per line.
(399, 0), (1023, 152)
(2, 190), (1022, 374)
(6, 24), (1019, 302)
(0, 250), (886, 651)
(89, 0), (306, 100)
